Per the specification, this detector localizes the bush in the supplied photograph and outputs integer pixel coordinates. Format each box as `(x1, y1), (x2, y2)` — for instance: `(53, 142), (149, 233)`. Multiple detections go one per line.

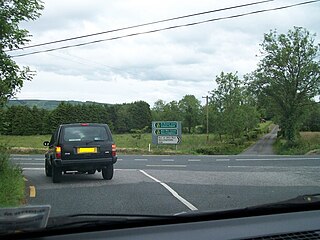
(0, 145), (10, 172)
(194, 144), (242, 155)
(0, 145), (25, 207)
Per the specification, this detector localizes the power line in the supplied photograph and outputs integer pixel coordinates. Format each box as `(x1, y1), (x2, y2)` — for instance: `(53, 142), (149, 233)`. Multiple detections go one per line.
(7, 0), (273, 52)
(11, 0), (320, 58)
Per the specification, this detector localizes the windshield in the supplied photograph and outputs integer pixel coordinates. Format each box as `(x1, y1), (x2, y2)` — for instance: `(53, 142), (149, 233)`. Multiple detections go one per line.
(62, 126), (109, 142)
(1, 0), (320, 233)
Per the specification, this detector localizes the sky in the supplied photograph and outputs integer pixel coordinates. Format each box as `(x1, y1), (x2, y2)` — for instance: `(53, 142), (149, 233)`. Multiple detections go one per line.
(10, 0), (320, 106)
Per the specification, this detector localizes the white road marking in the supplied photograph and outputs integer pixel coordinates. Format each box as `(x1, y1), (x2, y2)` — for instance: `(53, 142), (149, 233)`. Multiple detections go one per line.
(216, 159), (230, 162)
(134, 159), (148, 161)
(235, 157), (320, 161)
(18, 163), (44, 165)
(146, 165), (187, 168)
(117, 159), (123, 161)
(22, 168), (45, 171)
(161, 159), (175, 162)
(228, 166), (320, 169)
(139, 170), (198, 211)
(114, 169), (138, 171)
(188, 159), (201, 162)
(11, 158), (44, 161)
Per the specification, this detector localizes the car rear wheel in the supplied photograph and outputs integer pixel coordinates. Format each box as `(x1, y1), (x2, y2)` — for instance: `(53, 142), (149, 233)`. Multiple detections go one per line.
(52, 165), (62, 183)
(102, 165), (114, 180)
(45, 159), (52, 177)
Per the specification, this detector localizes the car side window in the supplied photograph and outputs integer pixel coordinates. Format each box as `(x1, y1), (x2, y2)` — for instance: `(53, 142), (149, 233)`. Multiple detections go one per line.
(49, 128), (59, 146)
(49, 134), (55, 146)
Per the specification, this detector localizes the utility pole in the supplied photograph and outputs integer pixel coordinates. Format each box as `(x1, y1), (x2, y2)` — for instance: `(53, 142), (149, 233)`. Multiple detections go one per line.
(202, 95), (209, 143)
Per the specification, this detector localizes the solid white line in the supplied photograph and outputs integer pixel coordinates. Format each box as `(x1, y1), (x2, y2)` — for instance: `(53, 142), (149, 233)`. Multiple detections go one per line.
(134, 159), (148, 161)
(114, 169), (137, 171)
(18, 163), (44, 165)
(11, 158), (44, 161)
(22, 168), (45, 170)
(228, 166), (320, 169)
(139, 170), (198, 211)
(236, 157), (320, 161)
(188, 159), (201, 162)
(216, 159), (230, 162)
(146, 165), (187, 168)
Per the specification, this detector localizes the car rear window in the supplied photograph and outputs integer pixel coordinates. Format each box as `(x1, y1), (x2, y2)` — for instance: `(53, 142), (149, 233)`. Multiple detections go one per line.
(62, 126), (109, 142)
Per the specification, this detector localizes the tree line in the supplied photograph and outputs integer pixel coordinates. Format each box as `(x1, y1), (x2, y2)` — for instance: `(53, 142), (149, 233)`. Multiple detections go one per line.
(1, 90), (319, 136)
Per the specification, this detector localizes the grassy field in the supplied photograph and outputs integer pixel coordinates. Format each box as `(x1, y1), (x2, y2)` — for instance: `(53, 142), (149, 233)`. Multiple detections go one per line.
(274, 131), (320, 155)
(0, 122), (273, 155)
(0, 133), (255, 155)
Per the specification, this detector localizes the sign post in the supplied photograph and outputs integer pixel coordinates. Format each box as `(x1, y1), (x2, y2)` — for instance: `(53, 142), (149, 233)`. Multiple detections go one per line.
(152, 121), (182, 145)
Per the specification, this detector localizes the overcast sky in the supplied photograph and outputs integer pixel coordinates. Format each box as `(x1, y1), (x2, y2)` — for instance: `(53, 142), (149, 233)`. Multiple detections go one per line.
(10, 0), (320, 106)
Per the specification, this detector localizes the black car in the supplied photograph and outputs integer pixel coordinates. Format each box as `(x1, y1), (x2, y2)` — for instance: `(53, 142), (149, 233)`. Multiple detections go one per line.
(43, 123), (117, 183)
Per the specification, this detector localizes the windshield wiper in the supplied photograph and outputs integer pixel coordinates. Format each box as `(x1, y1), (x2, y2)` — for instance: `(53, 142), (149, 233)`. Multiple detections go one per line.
(43, 213), (176, 232)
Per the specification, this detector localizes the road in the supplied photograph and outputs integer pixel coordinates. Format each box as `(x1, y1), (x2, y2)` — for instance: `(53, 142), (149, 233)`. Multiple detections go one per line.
(10, 154), (320, 217)
(240, 125), (279, 155)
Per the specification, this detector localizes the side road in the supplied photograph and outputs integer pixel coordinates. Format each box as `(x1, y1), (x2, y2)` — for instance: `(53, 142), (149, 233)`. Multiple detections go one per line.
(240, 125), (279, 155)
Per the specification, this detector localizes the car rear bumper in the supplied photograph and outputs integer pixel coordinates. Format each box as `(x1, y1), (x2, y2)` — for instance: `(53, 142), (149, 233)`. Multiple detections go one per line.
(53, 157), (117, 170)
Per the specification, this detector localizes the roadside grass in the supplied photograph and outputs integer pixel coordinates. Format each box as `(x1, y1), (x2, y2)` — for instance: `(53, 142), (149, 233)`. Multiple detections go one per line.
(0, 146), (25, 207)
(0, 133), (255, 155)
(274, 132), (320, 155)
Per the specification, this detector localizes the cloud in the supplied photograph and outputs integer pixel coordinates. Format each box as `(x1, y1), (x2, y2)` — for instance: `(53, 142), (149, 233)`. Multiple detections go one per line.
(13, 0), (320, 105)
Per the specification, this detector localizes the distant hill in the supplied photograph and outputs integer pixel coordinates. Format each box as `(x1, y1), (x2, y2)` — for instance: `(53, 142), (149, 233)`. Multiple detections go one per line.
(6, 99), (110, 110)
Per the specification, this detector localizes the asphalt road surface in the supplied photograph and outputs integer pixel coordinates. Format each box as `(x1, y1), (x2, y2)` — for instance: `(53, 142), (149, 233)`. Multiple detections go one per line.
(240, 125), (279, 155)
(10, 154), (320, 217)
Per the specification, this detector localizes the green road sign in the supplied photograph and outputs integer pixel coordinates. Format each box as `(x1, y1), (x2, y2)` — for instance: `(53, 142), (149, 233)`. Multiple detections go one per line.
(154, 121), (177, 128)
(154, 129), (178, 135)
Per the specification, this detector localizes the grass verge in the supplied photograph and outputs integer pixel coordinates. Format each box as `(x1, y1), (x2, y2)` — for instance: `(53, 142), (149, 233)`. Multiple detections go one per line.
(274, 132), (320, 155)
(0, 146), (25, 207)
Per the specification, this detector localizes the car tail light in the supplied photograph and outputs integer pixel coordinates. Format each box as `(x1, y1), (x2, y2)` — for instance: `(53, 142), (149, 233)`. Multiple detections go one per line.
(112, 144), (116, 157)
(55, 146), (62, 159)
(80, 123), (88, 126)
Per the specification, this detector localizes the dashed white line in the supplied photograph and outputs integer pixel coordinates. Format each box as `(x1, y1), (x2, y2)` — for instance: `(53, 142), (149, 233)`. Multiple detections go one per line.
(139, 170), (198, 211)
(188, 159), (201, 162)
(161, 159), (175, 162)
(134, 159), (148, 161)
(216, 159), (230, 162)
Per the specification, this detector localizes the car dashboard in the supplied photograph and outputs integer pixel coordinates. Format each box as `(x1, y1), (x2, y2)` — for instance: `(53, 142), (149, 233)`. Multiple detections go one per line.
(7, 209), (320, 240)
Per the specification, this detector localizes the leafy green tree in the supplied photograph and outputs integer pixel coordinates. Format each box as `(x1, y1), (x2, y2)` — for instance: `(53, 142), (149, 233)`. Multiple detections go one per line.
(211, 72), (259, 140)
(129, 101), (152, 131)
(0, 0), (44, 106)
(247, 27), (320, 143)
(179, 95), (201, 133)
(151, 99), (166, 120)
(301, 102), (320, 131)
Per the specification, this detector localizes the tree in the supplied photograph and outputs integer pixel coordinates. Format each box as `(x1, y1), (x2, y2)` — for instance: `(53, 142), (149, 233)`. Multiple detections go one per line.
(211, 72), (259, 140)
(0, 0), (44, 106)
(129, 101), (152, 131)
(179, 95), (201, 133)
(247, 27), (320, 143)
